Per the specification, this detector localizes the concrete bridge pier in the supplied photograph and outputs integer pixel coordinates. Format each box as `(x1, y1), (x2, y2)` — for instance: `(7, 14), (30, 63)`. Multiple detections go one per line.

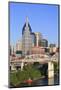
(48, 61), (54, 78)
(21, 62), (24, 71)
(11, 64), (16, 71)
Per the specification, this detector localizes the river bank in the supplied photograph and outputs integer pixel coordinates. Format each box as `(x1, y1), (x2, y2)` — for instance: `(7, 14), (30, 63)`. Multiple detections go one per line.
(10, 74), (59, 88)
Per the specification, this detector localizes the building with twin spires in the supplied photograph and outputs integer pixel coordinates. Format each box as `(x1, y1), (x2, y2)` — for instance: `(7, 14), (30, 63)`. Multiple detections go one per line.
(22, 17), (33, 56)
(22, 17), (48, 56)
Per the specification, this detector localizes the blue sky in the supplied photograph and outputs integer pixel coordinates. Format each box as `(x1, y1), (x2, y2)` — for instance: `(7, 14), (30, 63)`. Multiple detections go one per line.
(9, 2), (59, 46)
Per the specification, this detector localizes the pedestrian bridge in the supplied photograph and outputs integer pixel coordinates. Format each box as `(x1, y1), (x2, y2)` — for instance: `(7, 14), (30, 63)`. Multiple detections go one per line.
(10, 53), (58, 78)
(10, 53), (58, 63)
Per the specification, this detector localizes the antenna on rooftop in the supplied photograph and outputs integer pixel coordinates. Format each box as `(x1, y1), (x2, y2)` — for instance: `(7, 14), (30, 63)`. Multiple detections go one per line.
(26, 16), (28, 27)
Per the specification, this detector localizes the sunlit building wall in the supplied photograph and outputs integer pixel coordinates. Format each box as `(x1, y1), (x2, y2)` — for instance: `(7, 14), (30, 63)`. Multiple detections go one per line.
(34, 32), (42, 47)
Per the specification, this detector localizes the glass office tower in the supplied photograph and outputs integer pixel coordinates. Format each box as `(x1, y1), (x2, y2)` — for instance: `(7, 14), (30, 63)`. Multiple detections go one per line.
(22, 17), (32, 56)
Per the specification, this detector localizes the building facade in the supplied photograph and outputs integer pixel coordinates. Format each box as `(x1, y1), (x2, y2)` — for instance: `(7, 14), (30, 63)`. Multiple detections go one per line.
(31, 32), (36, 47)
(22, 17), (32, 56)
(34, 32), (42, 47)
(31, 46), (45, 54)
(16, 40), (22, 51)
(40, 39), (48, 47)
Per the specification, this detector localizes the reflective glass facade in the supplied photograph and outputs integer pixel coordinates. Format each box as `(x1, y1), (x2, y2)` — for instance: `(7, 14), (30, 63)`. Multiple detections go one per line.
(22, 17), (32, 56)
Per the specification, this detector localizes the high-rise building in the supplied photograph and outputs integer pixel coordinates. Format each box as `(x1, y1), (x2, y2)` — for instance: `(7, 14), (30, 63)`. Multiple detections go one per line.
(40, 39), (48, 47)
(49, 44), (56, 53)
(31, 32), (36, 47)
(34, 32), (42, 47)
(16, 40), (22, 57)
(22, 17), (32, 56)
(11, 45), (15, 55)
(49, 44), (56, 47)
(16, 40), (22, 51)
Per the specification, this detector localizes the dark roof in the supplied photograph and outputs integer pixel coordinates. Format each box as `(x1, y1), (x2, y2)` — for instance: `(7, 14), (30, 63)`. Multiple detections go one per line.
(16, 51), (22, 54)
(22, 23), (32, 35)
(31, 32), (36, 40)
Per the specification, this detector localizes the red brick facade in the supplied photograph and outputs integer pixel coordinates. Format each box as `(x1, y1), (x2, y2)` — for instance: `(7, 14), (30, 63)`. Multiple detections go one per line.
(31, 46), (45, 54)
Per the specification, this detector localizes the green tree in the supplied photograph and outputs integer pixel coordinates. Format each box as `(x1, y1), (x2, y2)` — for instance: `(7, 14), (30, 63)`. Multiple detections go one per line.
(10, 64), (41, 86)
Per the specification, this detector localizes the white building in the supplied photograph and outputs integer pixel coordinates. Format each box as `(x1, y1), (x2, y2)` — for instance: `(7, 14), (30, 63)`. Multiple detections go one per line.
(34, 32), (42, 47)
(16, 40), (22, 51)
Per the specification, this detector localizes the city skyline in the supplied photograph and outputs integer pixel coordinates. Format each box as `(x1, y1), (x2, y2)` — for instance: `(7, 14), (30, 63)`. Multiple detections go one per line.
(9, 2), (59, 46)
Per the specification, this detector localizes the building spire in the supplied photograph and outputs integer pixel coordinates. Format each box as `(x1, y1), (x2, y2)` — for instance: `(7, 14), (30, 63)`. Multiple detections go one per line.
(26, 16), (28, 27)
